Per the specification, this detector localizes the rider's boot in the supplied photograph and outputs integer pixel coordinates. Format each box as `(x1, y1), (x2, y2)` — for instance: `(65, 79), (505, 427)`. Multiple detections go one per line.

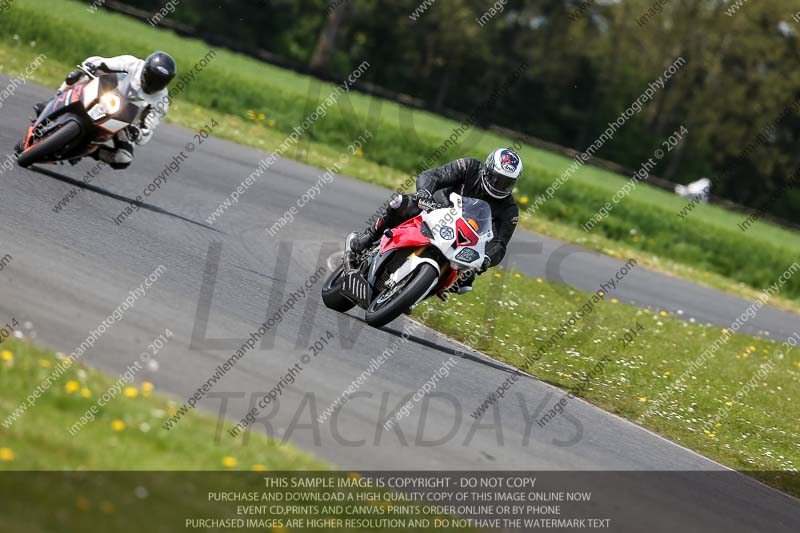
(449, 270), (476, 295)
(31, 100), (48, 119)
(346, 219), (385, 255)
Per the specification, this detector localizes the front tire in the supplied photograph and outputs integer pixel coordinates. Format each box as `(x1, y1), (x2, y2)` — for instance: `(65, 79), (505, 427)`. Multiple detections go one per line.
(365, 263), (439, 328)
(321, 264), (356, 312)
(16, 121), (81, 168)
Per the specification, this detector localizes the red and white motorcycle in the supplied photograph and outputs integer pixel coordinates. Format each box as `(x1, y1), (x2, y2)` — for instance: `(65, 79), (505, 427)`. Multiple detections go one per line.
(322, 192), (493, 327)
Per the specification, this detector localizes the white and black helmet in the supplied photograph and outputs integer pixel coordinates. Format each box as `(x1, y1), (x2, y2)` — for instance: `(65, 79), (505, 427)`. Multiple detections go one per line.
(481, 148), (522, 199)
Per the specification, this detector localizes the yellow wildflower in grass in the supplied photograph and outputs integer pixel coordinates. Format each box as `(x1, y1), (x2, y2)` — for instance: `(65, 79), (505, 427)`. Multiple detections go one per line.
(111, 420), (126, 432)
(748, 345), (756, 352)
(611, 298), (619, 304)
(725, 401), (733, 406)
(659, 311), (668, 317)
(514, 273), (521, 278)
(123, 386), (138, 398)
(355, 147), (364, 158)
(246, 110), (256, 120)
(38, 359), (51, 368)
(1, 350), (13, 361)
(251, 464), (267, 472)
(65, 380), (80, 394)
(536, 278), (543, 283)
(100, 501), (115, 513)
(267, 119), (276, 127)
(141, 382), (154, 397)
(0, 447), (15, 461)
(76, 497), (90, 510)
(518, 196), (529, 205)
(80, 388), (91, 398)
(222, 456), (238, 468)
(663, 371), (671, 376)
(638, 397), (647, 402)
(257, 113), (266, 121)
(494, 273), (501, 278)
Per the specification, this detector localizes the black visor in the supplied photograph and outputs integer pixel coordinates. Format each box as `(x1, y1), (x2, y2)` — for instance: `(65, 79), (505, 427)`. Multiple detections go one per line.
(483, 169), (517, 198)
(142, 65), (172, 93)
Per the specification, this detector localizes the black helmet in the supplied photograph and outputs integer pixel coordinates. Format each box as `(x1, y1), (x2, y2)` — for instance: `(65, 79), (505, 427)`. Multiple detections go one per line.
(141, 51), (176, 94)
(481, 148), (523, 199)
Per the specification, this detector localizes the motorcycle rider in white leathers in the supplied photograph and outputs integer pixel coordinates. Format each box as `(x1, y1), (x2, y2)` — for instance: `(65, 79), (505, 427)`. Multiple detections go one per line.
(33, 51), (176, 169)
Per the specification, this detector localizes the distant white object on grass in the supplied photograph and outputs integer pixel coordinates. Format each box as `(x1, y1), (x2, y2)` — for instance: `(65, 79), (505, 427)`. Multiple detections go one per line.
(675, 178), (711, 203)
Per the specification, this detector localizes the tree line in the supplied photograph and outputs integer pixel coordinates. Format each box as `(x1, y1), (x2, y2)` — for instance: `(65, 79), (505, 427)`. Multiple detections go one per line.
(115, 0), (800, 223)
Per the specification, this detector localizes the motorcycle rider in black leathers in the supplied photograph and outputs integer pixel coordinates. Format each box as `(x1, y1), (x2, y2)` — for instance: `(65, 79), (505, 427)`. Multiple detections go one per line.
(346, 147), (523, 294)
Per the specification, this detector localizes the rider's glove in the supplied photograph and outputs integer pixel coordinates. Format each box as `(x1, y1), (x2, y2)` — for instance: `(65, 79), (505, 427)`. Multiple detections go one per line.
(126, 125), (142, 143)
(416, 190), (437, 212)
(477, 256), (492, 274)
(432, 189), (452, 209)
(64, 71), (83, 86)
(138, 127), (151, 144)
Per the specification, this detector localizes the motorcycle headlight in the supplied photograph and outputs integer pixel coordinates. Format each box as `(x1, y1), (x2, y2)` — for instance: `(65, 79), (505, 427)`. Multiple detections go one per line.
(88, 92), (121, 121)
(100, 92), (121, 114)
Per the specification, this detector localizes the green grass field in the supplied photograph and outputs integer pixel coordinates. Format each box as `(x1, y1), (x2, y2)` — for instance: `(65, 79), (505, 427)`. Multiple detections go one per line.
(0, 339), (477, 533)
(417, 270), (800, 496)
(2, 0), (800, 309)
(0, 338), (326, 470)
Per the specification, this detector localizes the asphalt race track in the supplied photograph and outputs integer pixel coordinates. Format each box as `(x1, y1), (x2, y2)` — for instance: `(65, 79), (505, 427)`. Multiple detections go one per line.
(1, 75), (798, 531)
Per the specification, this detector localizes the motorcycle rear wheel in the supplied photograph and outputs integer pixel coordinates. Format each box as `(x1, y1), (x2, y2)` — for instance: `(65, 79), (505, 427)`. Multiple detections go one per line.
(365, 263), (439, 328)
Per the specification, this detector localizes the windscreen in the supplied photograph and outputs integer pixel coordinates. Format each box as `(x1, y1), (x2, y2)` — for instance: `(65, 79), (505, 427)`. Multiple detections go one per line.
(461, 197), (493, 237)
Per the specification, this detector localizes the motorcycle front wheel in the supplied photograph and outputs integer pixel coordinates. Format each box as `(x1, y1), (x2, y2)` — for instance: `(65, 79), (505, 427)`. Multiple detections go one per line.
(321, 263), (357, 312)
(365, 263), (439, 328)
(16, 120), (82, 168)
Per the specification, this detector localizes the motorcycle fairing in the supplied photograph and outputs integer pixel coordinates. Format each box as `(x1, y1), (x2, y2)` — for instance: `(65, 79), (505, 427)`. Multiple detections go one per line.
(22, 72), (143, 160)
(378, 216), (430, 254)
(420, 193), (491, 271)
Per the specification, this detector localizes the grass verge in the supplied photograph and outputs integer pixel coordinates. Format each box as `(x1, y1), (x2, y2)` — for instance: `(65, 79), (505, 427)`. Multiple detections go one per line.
(0, 337), (326, 470)
(1, 0), (800, 310)
(0, 338), (477, 533)
(417, 270), (800, 496)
